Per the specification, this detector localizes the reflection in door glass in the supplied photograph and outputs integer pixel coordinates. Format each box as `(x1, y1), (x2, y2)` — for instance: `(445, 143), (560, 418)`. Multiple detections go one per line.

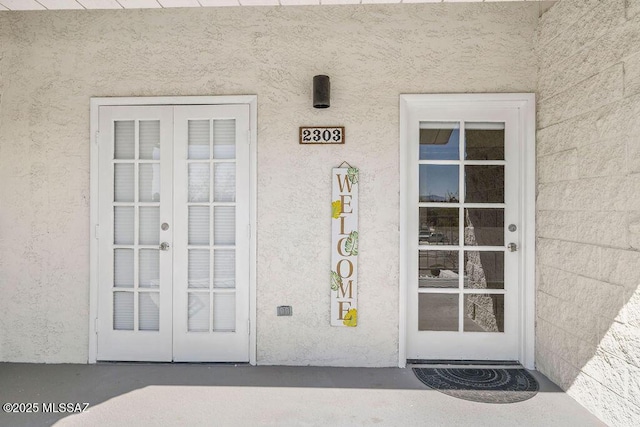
(418, 251), (458, 288)
(213, 163), (236, 202)
(139, 207), (160, 245)
(139, 164), (161, 202)
(188, 163), (210, 203)
(214, 250), (236, 288)
(464, 251), (504, 290)
(419, 207), (459, 245)
(139, 249), (160, 288)
(188, 250), (210, 289)
(465, 166), (504, 203)
(418, 293), (458, 331)
(419, 122), (460, 160)
(465, 122), (505, 160)
(139, 293), (160, 331)
(464, 294), (504, 332)
(419, 165), (459, 203)
(188, 293), (210, 332)
(139, 121), (161, 160)
(464, 209), (504, 247)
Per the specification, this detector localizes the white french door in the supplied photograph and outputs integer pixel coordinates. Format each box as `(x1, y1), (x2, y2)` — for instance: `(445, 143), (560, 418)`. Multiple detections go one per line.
(403, 97), (529, 362)
(96, 104), (251, 362)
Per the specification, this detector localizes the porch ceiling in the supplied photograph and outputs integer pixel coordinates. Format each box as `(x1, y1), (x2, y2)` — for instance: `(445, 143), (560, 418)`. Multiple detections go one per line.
(0, 0), (557, 12)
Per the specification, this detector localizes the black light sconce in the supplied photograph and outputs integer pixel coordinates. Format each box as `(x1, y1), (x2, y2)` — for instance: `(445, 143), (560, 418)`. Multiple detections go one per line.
(313, 75), (330, 109)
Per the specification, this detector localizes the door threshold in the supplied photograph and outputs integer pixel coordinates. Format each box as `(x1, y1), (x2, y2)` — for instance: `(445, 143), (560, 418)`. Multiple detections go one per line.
(407, 359), (522, 369)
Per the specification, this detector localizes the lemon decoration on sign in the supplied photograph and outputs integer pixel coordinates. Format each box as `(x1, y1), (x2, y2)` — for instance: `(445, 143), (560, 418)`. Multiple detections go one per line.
(343, 308), (357, 327)
(332, 200), (342, 219)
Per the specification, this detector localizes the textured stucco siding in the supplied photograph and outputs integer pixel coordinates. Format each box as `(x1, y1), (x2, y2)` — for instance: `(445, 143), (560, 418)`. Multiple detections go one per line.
(537, 0), (640, 425)
(0, 3), (538, 366)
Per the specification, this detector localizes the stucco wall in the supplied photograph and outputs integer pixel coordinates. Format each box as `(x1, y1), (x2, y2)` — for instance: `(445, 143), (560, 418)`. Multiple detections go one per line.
(0, 3), (538, 365)
(536, 0), (640, 424)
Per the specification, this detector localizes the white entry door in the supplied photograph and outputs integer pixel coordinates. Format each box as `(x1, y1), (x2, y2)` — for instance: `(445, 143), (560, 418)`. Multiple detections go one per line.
(403, 96), (531, 362)
(96, 104), (251, 362)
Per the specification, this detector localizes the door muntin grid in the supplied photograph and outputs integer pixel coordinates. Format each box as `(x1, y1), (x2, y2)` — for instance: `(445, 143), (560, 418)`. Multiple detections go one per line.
(112, 119), (162, 332)
(418, 121), (506, 333)
(186, 119), (237, 333)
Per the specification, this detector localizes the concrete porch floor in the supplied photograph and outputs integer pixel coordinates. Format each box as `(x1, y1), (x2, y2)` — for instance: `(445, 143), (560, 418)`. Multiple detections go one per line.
(0, 364), (605, 427)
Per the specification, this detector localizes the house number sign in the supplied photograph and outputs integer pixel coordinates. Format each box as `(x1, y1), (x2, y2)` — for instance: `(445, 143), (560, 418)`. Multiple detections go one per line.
(330, 166), (358, 327)
(300, 126), (345, 144)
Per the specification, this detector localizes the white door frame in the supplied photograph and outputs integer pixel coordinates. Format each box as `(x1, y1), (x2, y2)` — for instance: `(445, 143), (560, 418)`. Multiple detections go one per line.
(399, 93), (536, 369)
(89, 95), (258, 365)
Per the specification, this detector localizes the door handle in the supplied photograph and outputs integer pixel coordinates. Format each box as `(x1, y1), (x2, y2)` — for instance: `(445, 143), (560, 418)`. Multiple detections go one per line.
(159, 242), (170, 251)
(507, 243), (518, 252)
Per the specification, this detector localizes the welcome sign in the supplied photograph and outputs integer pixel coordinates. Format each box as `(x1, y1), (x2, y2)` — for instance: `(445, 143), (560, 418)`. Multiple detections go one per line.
(330, 166), (359, 327)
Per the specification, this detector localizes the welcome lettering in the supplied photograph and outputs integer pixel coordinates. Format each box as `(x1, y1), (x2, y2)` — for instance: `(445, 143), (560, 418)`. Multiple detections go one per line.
(330, 167), (359, 327)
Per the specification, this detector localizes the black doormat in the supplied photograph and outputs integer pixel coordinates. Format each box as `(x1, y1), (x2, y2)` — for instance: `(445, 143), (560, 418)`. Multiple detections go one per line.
(413, 367), (539, 404)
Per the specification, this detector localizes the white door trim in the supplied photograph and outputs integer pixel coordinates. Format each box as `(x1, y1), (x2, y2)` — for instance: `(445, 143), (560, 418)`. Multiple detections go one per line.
(89, 96), (258, 365)
(399, 93), (536, 369)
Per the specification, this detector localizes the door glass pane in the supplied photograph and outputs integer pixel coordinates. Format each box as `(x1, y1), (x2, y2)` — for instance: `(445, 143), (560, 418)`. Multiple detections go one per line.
(419, 122), (460, 160)
(419, 207), (459, 245)
(139, 293), (160, 331)
(114, 164), (134, 202)
(214, 250), (235, 288)
(213, 293), (235, 331)
(188, 163), (210, 203)
(139, 249), (159, 288)
(139, 207), (159, 245)
(188, 120), (210, 159)
(114, 206), (134, 245)
(464, 209), (504, 246)
(465, 122), (504, 161)
(213, 163), (236, 202)
(213, 119), (235, 159)
(419, 251), (458, 288)
(214, 207), (235, 245)
(464, 294), (504, 332)
(139, 164), (160, 202)
(464, 251), (504, 290)
(418, 293), (458, 331)
(189, 206), (210, 245)
(114, 249), (133, 288)
(188, 293), (210, 332)
(188, 250), (210, 289)
(465, 166), (504, 203)
(114, 121), (134, 159)
(419, 165), (459, 203)
(113, 292), (134, 330)
(139, 120), (160, 160)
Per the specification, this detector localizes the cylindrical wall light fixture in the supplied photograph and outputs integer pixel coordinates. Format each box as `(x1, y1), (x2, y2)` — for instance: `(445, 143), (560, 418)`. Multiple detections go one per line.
(313, 75), (330, 109)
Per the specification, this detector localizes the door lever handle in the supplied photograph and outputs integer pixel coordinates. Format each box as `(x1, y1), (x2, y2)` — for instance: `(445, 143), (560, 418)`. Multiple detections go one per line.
(507, 243), (518, 252)
(159, 242), (170, 251)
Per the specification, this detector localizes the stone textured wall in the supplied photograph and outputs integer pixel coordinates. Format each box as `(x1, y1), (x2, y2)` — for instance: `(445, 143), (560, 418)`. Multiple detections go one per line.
(537, 0), (640, 424)
(0, 4), (538, 365)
